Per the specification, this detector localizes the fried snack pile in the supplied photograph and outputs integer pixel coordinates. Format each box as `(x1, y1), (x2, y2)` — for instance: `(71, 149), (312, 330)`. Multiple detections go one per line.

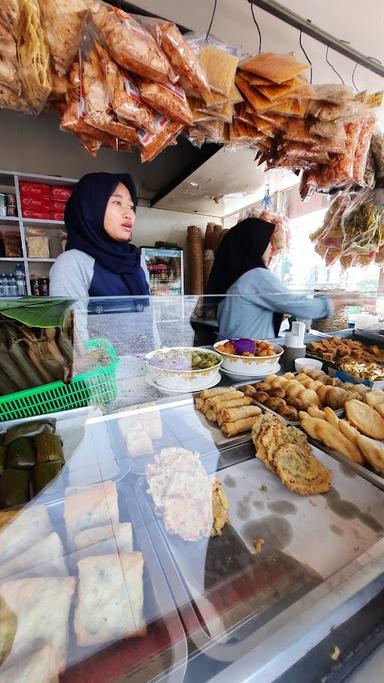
(242, 368), (368, 422)
(308, 337), (384, 365)
(195, 386), (262, 438)
(300, 392), (384, 475)
(251, 413), (332, 495)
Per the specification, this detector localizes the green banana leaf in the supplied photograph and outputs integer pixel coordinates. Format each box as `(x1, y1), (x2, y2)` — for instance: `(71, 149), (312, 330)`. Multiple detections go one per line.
(0, 297), (75, 328)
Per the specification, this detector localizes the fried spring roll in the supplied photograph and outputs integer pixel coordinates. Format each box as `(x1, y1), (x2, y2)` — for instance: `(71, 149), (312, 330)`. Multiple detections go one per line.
(216, 398), (253, 426)
(205, 391), (244, 412)
(220, 406), (262, 423)
(205, 409), (218, 422)
(221, 415), (261, 437)
(198, 387), (237, 400)
(195, 397), (206, 411)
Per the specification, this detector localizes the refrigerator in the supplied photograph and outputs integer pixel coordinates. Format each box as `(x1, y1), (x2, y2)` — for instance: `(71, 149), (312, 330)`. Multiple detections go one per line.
(140, 247), (184, 323)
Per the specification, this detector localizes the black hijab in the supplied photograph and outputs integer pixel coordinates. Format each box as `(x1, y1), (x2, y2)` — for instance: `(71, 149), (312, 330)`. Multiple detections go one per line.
(205, 217), (283, 337)
(65, 172), (149, 296)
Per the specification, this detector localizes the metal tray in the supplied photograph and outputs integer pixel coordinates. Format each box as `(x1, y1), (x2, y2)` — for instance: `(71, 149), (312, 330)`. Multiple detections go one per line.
(134, 443), (384, 665)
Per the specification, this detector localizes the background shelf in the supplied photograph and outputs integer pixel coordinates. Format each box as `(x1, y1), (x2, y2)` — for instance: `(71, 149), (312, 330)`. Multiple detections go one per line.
(0, 169), (74, 296)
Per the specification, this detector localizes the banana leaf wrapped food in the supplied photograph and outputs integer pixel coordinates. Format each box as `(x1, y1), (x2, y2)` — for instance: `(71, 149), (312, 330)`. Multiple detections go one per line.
(0, 469), (30, 507)
(0, 445), (6, 475)
(5, 437), (35, 469)
(34, 429), (64, 464)
(0, 299), (74, 397)
(33, 461), (63, 494)
(3, 419), (55, 446)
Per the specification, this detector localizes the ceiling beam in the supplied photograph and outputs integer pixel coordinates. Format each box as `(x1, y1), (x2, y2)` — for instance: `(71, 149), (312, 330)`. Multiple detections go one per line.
(248, 0), (384, 79)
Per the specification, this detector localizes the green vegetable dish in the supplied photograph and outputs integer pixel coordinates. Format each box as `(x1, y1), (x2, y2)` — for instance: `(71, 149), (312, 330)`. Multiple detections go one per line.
(149, 349), (220, 371)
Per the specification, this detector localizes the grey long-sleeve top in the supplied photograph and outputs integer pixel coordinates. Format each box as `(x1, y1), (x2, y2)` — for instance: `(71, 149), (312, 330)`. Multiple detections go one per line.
(218, 268), (333, 339)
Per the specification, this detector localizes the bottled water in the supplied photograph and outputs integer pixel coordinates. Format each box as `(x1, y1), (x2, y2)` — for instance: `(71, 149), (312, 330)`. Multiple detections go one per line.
(15, 263), (26, 296)
(8, 274), (18, 297)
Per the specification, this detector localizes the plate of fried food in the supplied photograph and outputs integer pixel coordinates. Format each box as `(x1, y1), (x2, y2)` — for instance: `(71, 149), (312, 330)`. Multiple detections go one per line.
(214, 338), (283, 377)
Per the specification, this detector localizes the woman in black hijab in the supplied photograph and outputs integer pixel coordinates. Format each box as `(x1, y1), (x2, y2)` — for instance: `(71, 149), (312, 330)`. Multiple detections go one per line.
(50, 172), (149, 302)
(205, 217), (333, 340)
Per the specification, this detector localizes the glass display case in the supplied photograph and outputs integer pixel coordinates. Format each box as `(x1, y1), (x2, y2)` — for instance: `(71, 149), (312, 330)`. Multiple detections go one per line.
(0, 291), (384, 682)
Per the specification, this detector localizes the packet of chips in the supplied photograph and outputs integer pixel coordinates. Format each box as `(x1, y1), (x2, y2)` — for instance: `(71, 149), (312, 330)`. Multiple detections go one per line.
(140, 18), (211, 99)
(17, 0), (51, 113)
(240, 52), (309, 84)
(139, 80), (193, 126)
(88, 0), (177, 84)
(81, 42), (138, 144)
(138, 119), (183, 162)
(94, 42), (158, 133)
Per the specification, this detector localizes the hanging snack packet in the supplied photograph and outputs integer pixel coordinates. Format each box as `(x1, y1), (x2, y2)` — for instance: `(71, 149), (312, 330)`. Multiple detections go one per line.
(197, 84), (242, 111)
(372, 128), (384, 181)
(309, 120), (347, 141)
(0, 83), (29, 112)
(82, 43), (138, 144)
(138, 120), (183, 162)
(17, 0), (51, 113)
(310, 84), (355, 103)
(198, 119), (226, 143)
(240, 52), (309, 84)
(256, 74), (314, 102)
(199, 45), (239, 97)
(0, 21), (20, 94)
(235, 74), (272, 113)
(94, 41), (158, 133)
(112, 71), (159, 133)
(142, 19), (211, 99)
(353, 116), (376, 185)
(230, 118), (265, 145)
(281, 141), (329, 163)
(37, 0), (89, 76)
(139, 80), (193, 126)
(308, 97), (368, 123)
(206, 101), (234, 123)
(88, 0), (176, 84)
(61, 61), (131, 153)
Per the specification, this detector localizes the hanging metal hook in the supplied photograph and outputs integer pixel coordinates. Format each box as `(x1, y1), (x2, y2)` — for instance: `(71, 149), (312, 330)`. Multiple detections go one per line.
(352, 63), (359, 92)
(250, 3), (262, 53)
(206, 0), (218, 41)
(299, 30), (313, 84)
(325, 45), (344, 84)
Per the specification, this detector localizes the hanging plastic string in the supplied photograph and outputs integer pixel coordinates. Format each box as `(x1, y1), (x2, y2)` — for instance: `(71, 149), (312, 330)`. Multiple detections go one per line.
(299, 30), (313, 84)
(250, 3), (262, 54)
(325, 45), (344, 84)
(206, 0), (218, 42)
(352, 63), (359, 92)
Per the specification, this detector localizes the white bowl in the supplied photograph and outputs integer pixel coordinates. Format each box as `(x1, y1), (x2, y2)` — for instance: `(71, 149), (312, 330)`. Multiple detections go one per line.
(214, 339), (284, 377)
(145, 347), (222, 391)
(295, 357), (323, 372)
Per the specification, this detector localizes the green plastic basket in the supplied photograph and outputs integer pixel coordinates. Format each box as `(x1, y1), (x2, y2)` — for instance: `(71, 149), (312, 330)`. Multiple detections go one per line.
(0, 338), (119, 422)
